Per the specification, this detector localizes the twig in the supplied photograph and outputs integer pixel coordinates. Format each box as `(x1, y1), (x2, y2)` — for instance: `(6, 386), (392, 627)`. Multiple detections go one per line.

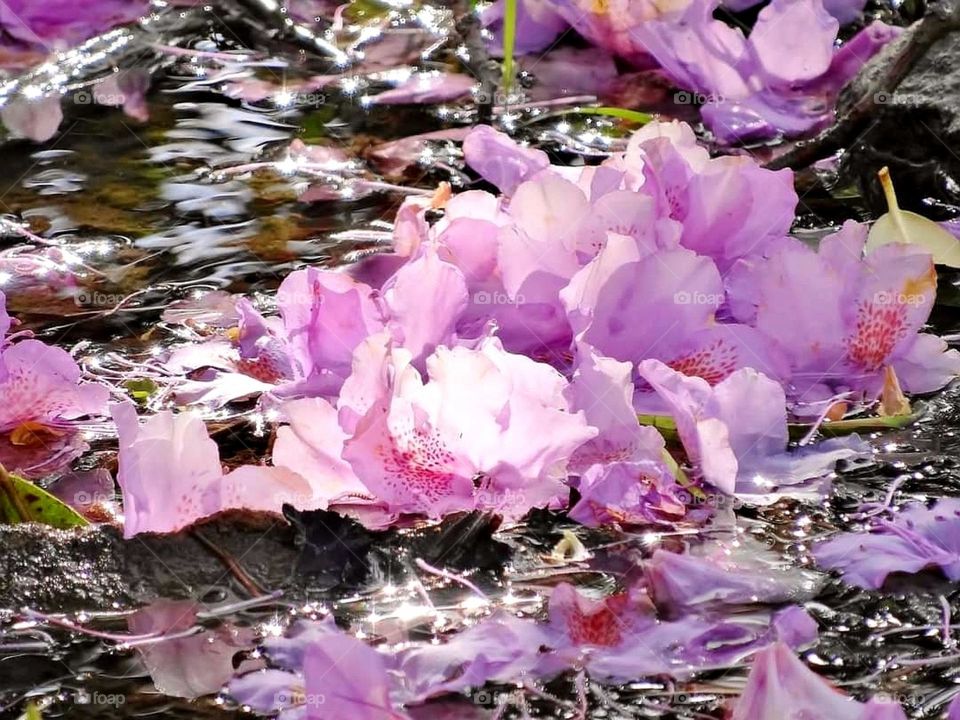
(191, 528), (268, 597)
(451, 0), (498, 124)
(414, 558), (489, 600)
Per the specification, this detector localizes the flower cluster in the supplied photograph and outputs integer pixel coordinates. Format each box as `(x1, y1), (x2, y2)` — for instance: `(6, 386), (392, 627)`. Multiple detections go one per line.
(120, 119), (957, 536)
(484, 0), (900, 142)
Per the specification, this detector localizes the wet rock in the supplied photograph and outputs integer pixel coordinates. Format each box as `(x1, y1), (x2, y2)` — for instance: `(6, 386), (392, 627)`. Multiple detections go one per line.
(841, 12), (960, 215)
(283, 506), (390, 592)
(0, 524), (128, 612)
(409, 511), (511, 572)
(0, 513), (300, 612)
(0, 510), (516, 612)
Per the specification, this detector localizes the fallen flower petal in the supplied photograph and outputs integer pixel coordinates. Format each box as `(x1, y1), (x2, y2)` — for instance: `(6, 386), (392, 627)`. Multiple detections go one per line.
(731, 642), (907, 719)
(814, 498), (960, 589)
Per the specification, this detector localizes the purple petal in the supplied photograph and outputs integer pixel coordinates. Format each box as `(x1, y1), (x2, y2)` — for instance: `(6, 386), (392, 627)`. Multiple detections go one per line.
(1, 96), (63, 143)
(731, 643), (907, 720)
(368, 72), (475, 105)
(462, 125), (550, 195)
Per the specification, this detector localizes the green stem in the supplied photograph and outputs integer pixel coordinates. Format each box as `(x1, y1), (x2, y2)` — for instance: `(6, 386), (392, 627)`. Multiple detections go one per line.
(566, 106), (653, 124)
(502, 0), (517, 98)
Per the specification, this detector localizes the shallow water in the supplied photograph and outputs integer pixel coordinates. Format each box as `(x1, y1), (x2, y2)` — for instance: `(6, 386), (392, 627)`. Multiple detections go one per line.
(3, 2), (960, 719)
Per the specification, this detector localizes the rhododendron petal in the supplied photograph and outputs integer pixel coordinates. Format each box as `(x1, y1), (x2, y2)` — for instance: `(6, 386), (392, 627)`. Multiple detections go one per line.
(114, 403), (313, 537)
(228, 669), (301, 715)
(382, 249), (469, 367)
(646, 541), (823, 614)
(369, 72), (474, 105)
(272, 397), (370, 503)
(0, 0), (148, 48)
(481, 0), (568, 55)
(569, 246), (723, 366)
(732, 643), (907, 719)
(128, 601), (257, 699)
(399, 614), (548, 700)
(893, 334), (960, 394)
(814, 498), (960, 589)
(277, 268), (384, 395)
(0, 338), (108, 477)
(636, 359), (738, 493)
(303, 635), (403, 720)
(462, 125), (550, 195)
(569, 460), (685, 527)
(750, 0), (837, 83)
(730, 222), (955, 398)
(566, 347), (665, 469)
(1, 96), (63, 142)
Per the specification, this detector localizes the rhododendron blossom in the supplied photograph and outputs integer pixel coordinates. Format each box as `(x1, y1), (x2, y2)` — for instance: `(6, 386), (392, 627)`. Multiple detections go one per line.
(0, 298), (109, 477)
(273, 335), (596, 521)
(728, 221), (960, 403)
(539, 583), (816, 681)
(0, 0), (148, 51)
(636, 359), (864, 495)
(481, 0), (898, 141)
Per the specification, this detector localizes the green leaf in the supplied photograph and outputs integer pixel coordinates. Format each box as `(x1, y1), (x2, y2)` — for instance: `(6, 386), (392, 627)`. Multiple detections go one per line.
(501, 0), (517, 97)
(567, 107), (654, 124)
(124, 378), (158, 403)
(20, 703), (42, 720)
(0, 465), (89, 529)
(637, 414), (679, 443)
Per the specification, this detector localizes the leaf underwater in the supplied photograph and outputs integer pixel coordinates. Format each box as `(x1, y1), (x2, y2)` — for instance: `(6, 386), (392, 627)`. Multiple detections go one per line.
(568, 106), (654, 124)
(866, 166), (960, 267)
(0, 465), (89, 529)
(21, 703), (42, 720)
(124, 378), (159, 403)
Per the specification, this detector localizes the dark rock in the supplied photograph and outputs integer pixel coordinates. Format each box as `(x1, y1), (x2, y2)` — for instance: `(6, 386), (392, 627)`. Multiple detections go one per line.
(283, 506), (391, 592)
(0, 513), (300, 612)
(408, 511), (511, 571)
(840, 9), (960, 215)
